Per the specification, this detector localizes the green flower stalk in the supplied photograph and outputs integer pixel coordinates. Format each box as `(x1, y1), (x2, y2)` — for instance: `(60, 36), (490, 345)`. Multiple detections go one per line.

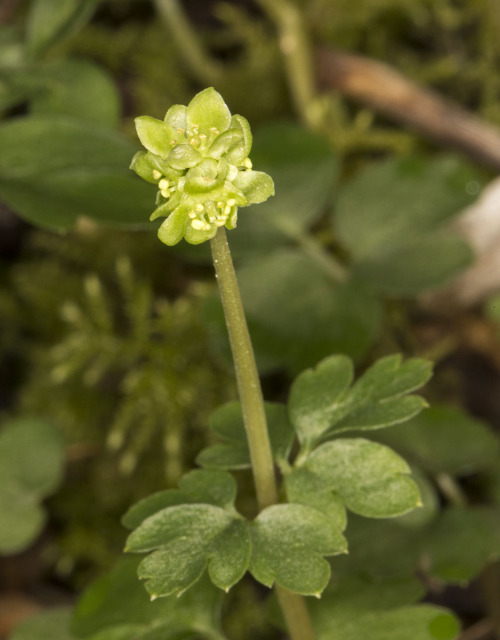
(130, 87), (275, 245)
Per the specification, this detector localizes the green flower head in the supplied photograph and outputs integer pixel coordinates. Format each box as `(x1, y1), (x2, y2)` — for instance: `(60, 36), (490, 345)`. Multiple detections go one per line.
(130, 88), (275, 245)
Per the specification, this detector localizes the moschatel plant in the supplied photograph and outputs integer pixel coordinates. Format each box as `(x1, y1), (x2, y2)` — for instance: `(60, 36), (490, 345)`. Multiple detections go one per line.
(8, 87), (465, 640)
(114, 88), (454, 640)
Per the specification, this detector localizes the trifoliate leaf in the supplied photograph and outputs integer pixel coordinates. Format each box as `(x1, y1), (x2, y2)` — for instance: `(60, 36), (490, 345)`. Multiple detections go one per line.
(196, 401), (294, 471)
(122, 469), (237, 530)
(304, 439), (421, 518)
(249, 504), (347, 596)
(289, 353), (431, 447)
(125, 504), (250, 596)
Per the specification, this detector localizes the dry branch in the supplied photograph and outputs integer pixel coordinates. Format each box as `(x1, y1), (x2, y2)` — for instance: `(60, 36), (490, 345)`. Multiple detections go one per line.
(317, 48), (500, 171)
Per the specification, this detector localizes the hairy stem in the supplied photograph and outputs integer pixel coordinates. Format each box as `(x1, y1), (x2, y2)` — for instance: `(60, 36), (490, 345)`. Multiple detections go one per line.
(210, 228), (316, 640)
(153, 0), (222, 85)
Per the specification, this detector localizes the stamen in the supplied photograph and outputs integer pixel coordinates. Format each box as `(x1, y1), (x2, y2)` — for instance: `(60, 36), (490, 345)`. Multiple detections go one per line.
(195, 203), (204, 212)
(158, 179), (169, 190)
(227, 198), (236, 207)
(191, 219), (205, 230)
(243, 158), (253, 169)
(152, 170), (162, 180)
(188, 211), (196, 219)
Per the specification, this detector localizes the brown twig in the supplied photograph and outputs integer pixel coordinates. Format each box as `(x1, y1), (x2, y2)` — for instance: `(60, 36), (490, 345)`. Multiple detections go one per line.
(317, 47), (500, 171)
(0, 0), (20, 24)
(458, 618), (495, 640)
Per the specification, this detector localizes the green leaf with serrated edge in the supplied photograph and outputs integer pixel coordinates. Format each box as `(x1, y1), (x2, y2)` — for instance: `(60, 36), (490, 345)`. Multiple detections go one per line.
(422, 507), (500, 583)
(72, 557), (223, 639)
(9, 608), (76, 640)
(285, 466), (347, 529)
(304, 439), (421, 518)
(288, 355), (353, 446)
(197, 401), (294, 471)
(372, 405), (500, 476)
(249, 504), (347, 596)
(186, 87), (231, 138)
(122, 469), (237, 530)
(126, 504), (250, 596)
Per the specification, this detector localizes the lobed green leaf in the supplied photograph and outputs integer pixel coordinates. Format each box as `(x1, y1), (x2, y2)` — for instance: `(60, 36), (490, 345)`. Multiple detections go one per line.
(289, 353), (431, 447)
(303, 439), (421, 518)
(249, 504), (347, 596)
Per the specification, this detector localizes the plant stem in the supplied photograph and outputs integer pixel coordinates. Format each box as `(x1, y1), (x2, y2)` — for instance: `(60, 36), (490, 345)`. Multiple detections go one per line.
(256, 0), (320, 129)
(210, 228), (316, 640)
(153, 0), (222, 85)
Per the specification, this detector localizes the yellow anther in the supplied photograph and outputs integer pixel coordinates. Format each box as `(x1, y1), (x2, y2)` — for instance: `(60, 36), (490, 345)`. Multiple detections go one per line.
(210, 127), (220, 136)
(224, 205), (231, 215)
(227, 199), (236, 207)
(176, 128), (184, 135)
(195, 203), (204, 212)
(191, 219), (205, 230)
(217, 202), (225, 208)
(189, 138), (197, 146)
(158, 179), (169, 190)
(152, 170), (162, 180)
(188, 211), (196, 219)
(161, 190), (170, 198)
(170, 140), (177, 146)
(192, 124), (199, 132)
(243, 158), (253, 169)
(199, 134), (207, 141)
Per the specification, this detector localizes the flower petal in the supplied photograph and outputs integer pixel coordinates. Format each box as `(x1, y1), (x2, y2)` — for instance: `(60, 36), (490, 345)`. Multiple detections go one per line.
(135, 116), (175, 158)
(157, 203), (190, 246)
(233, 170), (275, 205)
(186, 87), (231, 137)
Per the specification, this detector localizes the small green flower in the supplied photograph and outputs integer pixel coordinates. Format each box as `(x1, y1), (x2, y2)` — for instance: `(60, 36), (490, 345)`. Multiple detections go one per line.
(130, 88), (275, 245)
